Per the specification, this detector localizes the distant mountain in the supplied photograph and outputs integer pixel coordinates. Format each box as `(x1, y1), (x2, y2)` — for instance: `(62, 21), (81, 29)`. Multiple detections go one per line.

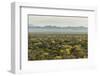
(29, 25), (87, 29)
(28, 25), (88, 34)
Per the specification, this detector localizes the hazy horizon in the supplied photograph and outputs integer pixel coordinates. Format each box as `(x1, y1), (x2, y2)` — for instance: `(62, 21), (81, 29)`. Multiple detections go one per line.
(29, 24), (88, 28)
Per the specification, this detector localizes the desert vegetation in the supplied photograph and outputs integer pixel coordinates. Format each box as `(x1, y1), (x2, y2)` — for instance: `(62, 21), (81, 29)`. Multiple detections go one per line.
(28, 33), (88, 60)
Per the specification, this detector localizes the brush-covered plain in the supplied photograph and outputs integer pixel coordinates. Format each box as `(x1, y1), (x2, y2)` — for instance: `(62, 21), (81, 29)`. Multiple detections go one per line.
(28, 33), (88, 60)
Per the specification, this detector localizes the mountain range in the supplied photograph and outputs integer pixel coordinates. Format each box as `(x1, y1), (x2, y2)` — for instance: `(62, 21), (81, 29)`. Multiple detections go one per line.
(29, 25), (87, 29)
(28, 25), (88, 34)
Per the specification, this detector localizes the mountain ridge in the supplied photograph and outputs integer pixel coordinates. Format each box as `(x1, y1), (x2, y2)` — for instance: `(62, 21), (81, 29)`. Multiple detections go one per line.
(29, 25), (88, 29)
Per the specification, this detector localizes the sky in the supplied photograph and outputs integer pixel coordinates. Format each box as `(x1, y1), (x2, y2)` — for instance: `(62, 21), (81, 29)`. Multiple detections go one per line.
(28, 15), (88, 27)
